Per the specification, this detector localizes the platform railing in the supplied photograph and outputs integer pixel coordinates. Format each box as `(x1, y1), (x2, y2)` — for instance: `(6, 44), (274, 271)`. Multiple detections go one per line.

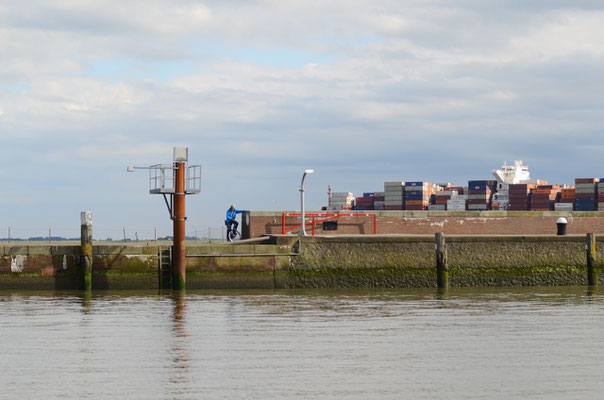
(281, 212), (378, 236)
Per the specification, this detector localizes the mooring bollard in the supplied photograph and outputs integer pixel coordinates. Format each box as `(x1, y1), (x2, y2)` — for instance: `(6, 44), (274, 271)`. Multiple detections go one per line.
(586, 233), (597, 286)
(557, 217), (568, 236)
(435, 232), (449, 288)
(81, 211), (93, 290)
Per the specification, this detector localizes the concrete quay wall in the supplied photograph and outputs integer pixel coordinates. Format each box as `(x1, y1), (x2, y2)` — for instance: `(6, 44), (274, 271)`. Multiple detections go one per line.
(245, 210), (604, 237)
(0, 235), (602, 289)
(0, 243), (163, 290)
(289, 235), (602, 288)
(0, 241), (291, 290)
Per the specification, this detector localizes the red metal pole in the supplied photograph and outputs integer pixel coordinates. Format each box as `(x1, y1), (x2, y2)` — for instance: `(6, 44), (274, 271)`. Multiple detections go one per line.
(374, 215), (377, 234)
(282, 212), (285, 234)
(172, 162), (186, 290)
(312, 216), (315, 236)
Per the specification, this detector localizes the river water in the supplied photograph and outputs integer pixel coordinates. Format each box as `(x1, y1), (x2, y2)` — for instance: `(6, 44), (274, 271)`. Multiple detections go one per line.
(1, 287), (604, 399)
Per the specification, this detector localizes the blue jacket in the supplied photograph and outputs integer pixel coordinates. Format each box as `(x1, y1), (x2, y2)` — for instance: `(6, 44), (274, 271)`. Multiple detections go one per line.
(226, 208), (243, 222)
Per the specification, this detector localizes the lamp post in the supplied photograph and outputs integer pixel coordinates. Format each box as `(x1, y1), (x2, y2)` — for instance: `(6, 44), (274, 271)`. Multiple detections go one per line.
(299, 169), (314, 236)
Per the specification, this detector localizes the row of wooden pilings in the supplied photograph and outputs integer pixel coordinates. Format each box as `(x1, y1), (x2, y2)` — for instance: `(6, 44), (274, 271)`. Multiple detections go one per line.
(434, 232), (599, 289)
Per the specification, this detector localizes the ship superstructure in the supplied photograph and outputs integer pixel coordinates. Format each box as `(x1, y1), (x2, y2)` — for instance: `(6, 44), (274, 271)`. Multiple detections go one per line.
(492, 160), (530, 184)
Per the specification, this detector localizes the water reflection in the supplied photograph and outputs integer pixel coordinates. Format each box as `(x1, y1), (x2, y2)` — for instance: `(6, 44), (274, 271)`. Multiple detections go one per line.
(81, 291), (92, 314)
(586, 285), (598, 303)
(435, 287), (449, 300)
(168, 291), (190, 396)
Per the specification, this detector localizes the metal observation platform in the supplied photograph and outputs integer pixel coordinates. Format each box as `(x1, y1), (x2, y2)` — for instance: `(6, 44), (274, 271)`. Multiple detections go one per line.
(128, 147), (201, 291)
(149, 163), (201, 195)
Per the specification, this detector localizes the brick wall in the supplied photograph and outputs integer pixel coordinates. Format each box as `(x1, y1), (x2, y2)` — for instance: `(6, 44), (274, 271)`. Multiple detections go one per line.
(245, 211), (604, 237)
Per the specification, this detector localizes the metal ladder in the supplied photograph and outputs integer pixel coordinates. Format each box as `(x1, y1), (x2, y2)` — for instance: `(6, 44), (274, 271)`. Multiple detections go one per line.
(158, 247), (172, 289)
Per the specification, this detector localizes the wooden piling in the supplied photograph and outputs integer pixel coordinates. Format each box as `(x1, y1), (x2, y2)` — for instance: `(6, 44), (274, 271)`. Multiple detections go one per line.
(80, 211), (93, 291)
(435, 232), (449, 288)
(586, 233), (597, 286)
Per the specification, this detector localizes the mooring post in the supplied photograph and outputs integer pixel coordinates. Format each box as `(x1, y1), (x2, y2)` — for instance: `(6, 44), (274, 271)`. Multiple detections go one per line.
(172, 161), (186, 290)
(435, 232), (449, 288)
(586, 233), (597, 286)
(80, 211), (93, 290)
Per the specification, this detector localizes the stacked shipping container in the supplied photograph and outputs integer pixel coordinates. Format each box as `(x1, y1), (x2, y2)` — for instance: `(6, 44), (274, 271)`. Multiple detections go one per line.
(575, 178), (598, 211)
(335, 175), (604, 212)
(555, 188), (575, 211)
(530, 185), (559, 211)
(384, 182), (405, 210)
(355, 194), (374, 210)
(467, 180), (496, 211)
(508, 184), (534, 210)
(329, 192), (355, 210)
(374, 192), (385, 210)
(405, 182), (433, 210)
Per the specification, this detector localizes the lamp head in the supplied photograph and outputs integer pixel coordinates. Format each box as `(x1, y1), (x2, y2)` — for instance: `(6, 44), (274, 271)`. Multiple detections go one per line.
(127, 166), (134, 172)
(304, 169), (315, 174)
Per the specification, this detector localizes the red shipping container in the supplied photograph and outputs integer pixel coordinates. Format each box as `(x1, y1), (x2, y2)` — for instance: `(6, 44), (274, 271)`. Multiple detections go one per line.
(575, 178), (599, 184)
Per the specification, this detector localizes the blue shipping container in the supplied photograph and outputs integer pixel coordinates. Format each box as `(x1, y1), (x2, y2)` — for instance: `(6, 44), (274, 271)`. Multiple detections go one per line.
(468, 183), (490, 190)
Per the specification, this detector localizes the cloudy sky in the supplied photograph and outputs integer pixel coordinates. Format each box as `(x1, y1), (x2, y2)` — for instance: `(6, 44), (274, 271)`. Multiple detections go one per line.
(1, 0), (603, 239)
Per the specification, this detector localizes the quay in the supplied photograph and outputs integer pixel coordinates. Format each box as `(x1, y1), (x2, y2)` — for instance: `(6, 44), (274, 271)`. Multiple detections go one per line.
(0, 234), (602, 290)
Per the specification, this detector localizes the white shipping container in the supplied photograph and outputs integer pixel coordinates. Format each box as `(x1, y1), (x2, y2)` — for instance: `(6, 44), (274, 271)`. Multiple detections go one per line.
(404, 186), (429, 192)
(554, 203), (574, 211)
(384, 182), (405, 188)
(575, 188), (597, 194)
(468, 194), (491, 200)
(575, 184), (596, 190)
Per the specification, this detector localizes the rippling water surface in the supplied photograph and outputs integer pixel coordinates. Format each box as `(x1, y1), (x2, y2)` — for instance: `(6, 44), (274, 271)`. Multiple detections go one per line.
(2, 287), (604, 399)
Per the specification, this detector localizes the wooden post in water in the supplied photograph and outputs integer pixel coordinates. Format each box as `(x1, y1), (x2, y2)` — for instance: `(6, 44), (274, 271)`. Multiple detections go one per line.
(435, 232), (449, 289)
(586, 233), (597, 286)
(80, 211), (93, 290)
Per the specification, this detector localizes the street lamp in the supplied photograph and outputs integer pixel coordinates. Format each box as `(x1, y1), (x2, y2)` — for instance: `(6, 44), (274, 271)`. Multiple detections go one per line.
(299, 169), (314, 236)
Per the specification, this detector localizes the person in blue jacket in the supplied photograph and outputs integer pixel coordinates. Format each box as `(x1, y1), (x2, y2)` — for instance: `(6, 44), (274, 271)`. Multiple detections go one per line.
(225, 205), (244, 240)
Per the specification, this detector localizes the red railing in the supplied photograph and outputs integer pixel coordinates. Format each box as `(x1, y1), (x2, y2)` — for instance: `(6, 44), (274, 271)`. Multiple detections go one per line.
(281, 212), (377, 236)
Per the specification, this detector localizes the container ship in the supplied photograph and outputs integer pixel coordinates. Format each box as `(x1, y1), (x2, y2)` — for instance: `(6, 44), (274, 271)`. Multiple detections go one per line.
(325, 160), (598, 212)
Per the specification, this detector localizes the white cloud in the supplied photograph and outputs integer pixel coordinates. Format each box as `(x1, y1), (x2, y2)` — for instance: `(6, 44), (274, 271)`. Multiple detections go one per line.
(1, 1), (604, 234)
(507, 10), (604, 61)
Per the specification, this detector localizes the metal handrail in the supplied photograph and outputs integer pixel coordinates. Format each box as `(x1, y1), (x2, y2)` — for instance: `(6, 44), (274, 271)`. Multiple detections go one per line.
(281, 212), (378, 236)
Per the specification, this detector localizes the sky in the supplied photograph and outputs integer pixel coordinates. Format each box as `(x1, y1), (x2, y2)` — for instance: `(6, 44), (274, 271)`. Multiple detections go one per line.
(1, 0), (604, 239)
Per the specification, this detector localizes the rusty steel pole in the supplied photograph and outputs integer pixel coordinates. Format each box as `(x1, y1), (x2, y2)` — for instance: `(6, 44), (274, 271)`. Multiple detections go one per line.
(172, 162), (186, 290)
